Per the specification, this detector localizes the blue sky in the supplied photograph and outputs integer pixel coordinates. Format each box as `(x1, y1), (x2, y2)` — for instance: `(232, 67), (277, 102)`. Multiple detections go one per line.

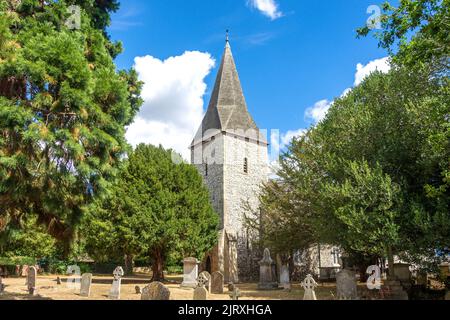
(108, 0), (393, 160)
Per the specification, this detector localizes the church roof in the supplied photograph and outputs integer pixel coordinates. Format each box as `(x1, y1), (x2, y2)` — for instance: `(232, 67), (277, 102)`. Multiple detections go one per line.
(192, 39), (267, 146)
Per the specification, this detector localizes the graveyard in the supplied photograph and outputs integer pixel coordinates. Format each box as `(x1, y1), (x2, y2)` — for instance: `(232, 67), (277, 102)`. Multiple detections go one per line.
(0, 272), (364, 301)
(0, 0), (449, 305)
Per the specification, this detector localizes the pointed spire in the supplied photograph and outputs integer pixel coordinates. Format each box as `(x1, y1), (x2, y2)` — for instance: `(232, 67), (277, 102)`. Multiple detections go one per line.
(225, 29), (230, 47)
(192, 32), (266, 146)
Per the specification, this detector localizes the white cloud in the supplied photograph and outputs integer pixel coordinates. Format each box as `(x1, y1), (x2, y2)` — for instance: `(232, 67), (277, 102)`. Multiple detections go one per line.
(305, 57), (391, 125)
(305, 99), (333, 124)
(281, 129), (307, 148)
(126, 51), (215, 160)
(354, 57), (390, 86)
(248, 0), (283, 20)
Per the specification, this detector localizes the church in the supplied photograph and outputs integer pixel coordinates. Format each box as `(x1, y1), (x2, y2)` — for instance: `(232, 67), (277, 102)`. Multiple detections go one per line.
(190, 37), (269, 283)
(190, 36), (341, 283)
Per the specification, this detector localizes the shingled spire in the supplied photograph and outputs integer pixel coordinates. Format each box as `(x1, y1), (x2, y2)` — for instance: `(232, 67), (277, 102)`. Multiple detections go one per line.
(192, 36), (262, 145)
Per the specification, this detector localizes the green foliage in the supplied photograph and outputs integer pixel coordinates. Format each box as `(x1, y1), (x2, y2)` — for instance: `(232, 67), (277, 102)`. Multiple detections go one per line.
(82, 144), (219, 280)
(357, 0), (449, 71)
(0, 214), (57, 258)
(0, 0), (143, 250)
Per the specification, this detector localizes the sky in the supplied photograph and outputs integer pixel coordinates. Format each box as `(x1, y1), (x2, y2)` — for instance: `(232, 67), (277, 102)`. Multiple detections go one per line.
(108, 0), (394, 160)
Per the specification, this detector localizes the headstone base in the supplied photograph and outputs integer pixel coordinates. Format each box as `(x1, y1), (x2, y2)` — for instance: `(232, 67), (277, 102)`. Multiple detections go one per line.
(180, 281), (198, 289)
(279, 283), (291, 290)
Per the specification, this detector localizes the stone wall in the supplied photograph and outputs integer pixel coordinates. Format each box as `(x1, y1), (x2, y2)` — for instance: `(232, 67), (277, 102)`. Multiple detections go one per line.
(191, 131), (269, 282)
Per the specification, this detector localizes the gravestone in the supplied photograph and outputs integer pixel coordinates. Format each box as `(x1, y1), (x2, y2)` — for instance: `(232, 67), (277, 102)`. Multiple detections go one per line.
(56, 277), (62, 285)
(108, 266), (124, 300)
(279, 265), (291, 290)
(258, 248), (278, 290)
(181, 257), (199, 288)
(336, 269), (358, 300)
(135, 285), (141, 294)
(80, 273), (92, 297)
(0, 277), (4, 295)
(228, 283), (235, 292)
(27, 266), (37, 295)
(197, 272), (211, 292)
(15, 265), (20, 276)
(301, 274), (318, 300)
(193, 286), (208, 300)
(229, 288), (241, 301)
(211, 271), (224, 294)
(141, 282), (170, 300)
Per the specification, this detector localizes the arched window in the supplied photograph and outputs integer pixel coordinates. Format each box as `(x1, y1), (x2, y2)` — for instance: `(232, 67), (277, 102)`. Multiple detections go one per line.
(244, 158), (248, 174)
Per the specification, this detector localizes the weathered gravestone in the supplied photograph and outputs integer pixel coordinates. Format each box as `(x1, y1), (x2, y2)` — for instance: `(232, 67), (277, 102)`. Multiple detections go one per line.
(193, 286), (208, 300)
(108, 266), (124, 300)
(279, 265), (291, 290)
(80, 273), (92, 297)
(56, 277), (62, 285)
(301, 274), (318, 301)
(27, 266), (37, 295)
(211, 271), (224, 294)
(258, 248), (278, 290)
(135, 285), (141, 294)
(181, 257), (200, 288)
(197, 272), (211, 292)
(336, 269), (358, 300)
(141, 282), (171, 300)
(0, 277), (5, 295)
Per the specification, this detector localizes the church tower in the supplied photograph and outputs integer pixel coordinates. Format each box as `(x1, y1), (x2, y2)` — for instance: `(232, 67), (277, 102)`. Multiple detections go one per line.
(191, 36), (269, 283)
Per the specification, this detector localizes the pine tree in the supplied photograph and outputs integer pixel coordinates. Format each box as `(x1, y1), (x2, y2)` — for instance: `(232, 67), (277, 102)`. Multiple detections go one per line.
(0, 0), (143, 253)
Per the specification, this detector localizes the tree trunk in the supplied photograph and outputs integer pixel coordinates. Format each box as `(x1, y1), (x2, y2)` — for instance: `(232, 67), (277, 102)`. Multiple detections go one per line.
(124, 254), (134, 276)
(387, 246), (396, 280)
(151, 249), (165, 282)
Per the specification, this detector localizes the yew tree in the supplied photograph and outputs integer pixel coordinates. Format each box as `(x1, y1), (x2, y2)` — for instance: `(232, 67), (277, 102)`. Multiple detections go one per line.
(83, 144), (219, 280)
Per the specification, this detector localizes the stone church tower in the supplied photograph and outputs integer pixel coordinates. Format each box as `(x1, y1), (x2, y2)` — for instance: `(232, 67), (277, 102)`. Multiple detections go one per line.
(191, 38), (269, 283)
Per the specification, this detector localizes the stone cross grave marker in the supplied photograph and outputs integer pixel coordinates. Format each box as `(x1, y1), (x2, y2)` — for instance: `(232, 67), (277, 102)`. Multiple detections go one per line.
(27, 266), (37, 295)
(211, 271), (224, 294)
(181, 257), (199, 288)
(80, 273), (92, 297)
(197, 272), (211, 291)
(108, 266), (124, 300)
(301, 274), (318, 301)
